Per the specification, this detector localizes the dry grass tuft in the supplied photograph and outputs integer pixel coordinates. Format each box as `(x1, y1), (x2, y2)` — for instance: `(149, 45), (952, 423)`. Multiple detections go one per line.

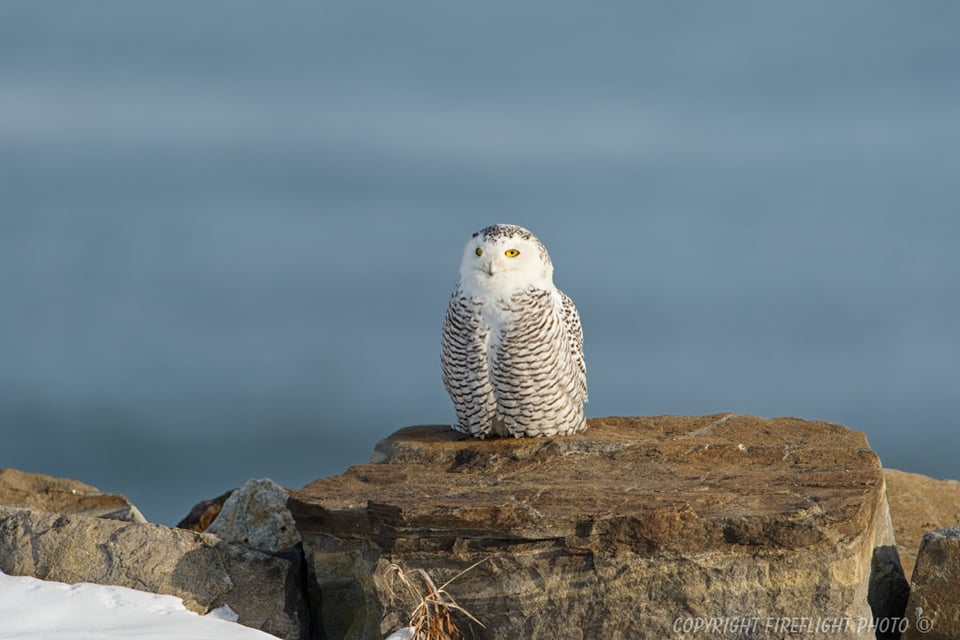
(385, 560), (487, 640)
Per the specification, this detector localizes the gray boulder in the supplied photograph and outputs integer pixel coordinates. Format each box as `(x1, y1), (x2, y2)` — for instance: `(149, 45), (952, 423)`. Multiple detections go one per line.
(206, 478), (301, 552)
(0, 506), (308, 640)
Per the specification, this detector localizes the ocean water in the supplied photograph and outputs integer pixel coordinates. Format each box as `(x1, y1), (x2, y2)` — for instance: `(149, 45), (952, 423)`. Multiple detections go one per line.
(2, 1), (958, 524)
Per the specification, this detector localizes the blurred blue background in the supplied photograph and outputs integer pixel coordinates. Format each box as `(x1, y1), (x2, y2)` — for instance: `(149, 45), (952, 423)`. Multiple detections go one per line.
(2, 1), (958, 524)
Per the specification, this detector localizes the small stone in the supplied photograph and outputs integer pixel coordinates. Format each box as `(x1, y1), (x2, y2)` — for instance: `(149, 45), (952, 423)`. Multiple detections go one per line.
(206, 478), (300, 552)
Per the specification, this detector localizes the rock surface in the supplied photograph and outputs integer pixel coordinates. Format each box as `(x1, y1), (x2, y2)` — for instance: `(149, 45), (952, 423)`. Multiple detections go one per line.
(177, 488), (236, 532)
(0, 506), (308, 640)
(290, 415), (906, 640)
(0, 468), (146, 523)
(902, 527), (960, 640)
(206, 478), (301, 552)
(883, 468), (960, 580)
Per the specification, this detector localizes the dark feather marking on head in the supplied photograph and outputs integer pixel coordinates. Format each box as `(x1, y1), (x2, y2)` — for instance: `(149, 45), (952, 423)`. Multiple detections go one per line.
(476, 224), (551, 265)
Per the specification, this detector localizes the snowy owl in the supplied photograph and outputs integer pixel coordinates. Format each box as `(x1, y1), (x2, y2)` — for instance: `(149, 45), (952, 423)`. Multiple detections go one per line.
(441, 224), (588, 438)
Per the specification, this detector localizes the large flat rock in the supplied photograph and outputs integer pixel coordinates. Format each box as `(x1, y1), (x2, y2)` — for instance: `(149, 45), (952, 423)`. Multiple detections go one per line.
(290, 415), (906, 639)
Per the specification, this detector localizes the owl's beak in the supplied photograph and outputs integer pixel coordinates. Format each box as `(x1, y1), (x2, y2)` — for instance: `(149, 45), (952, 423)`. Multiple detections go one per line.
(485, 262), (495, 276)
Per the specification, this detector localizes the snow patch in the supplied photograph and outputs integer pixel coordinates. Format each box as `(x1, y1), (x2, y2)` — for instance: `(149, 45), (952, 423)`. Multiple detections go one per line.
(0, 571), (278, 639)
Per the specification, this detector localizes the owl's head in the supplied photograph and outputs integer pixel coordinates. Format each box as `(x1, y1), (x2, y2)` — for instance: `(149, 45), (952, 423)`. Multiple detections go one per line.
(459, 224), (554, 296)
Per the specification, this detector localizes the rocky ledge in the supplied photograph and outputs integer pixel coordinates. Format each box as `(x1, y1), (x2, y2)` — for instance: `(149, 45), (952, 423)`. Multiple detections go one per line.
(882, 469), (960, 580)
(290, 415), (909, 640)
(0, 468), (146, 523)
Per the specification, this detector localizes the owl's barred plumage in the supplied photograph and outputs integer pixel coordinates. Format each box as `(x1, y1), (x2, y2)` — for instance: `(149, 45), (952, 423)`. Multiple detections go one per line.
(441, 224), (587, 438)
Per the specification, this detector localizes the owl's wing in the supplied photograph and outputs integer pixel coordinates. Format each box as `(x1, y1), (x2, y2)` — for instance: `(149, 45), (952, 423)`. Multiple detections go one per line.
(440, 286), (497, 437)
(490, 288), (587, 437)
(558, 290), (588, 403)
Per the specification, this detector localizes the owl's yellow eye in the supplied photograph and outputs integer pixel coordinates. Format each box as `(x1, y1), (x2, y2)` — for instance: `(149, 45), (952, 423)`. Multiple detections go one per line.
(504, 249), (520, 258)
(475, 247), (483, 257)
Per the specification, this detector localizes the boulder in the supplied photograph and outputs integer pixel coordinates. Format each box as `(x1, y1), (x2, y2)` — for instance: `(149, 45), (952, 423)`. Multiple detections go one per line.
(0, 506), (308, 640)
(206, 478), (301, 552)
(883, 469), (960, 580)
(177, 489), (236, 532)
(290, 415), (908, 640)
(0, 468), (146, 523)
(902, 527), (960, 640)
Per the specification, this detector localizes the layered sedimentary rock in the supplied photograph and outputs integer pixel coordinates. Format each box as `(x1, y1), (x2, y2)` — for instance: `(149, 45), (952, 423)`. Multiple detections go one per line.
(0, 468), (146, 523)
(290, 415), (907, 640)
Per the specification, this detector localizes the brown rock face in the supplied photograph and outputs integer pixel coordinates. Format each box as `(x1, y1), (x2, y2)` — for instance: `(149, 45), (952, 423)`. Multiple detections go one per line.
(290, 415), (906, 640)
(177, 489), (236, 532)
(902, 528), (960, 640)
(0, 468), (146, 523)
(883, 469), (960, 580)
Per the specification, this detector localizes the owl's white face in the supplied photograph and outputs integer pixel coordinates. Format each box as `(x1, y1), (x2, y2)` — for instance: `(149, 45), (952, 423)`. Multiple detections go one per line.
(459, 224), (554, 298)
